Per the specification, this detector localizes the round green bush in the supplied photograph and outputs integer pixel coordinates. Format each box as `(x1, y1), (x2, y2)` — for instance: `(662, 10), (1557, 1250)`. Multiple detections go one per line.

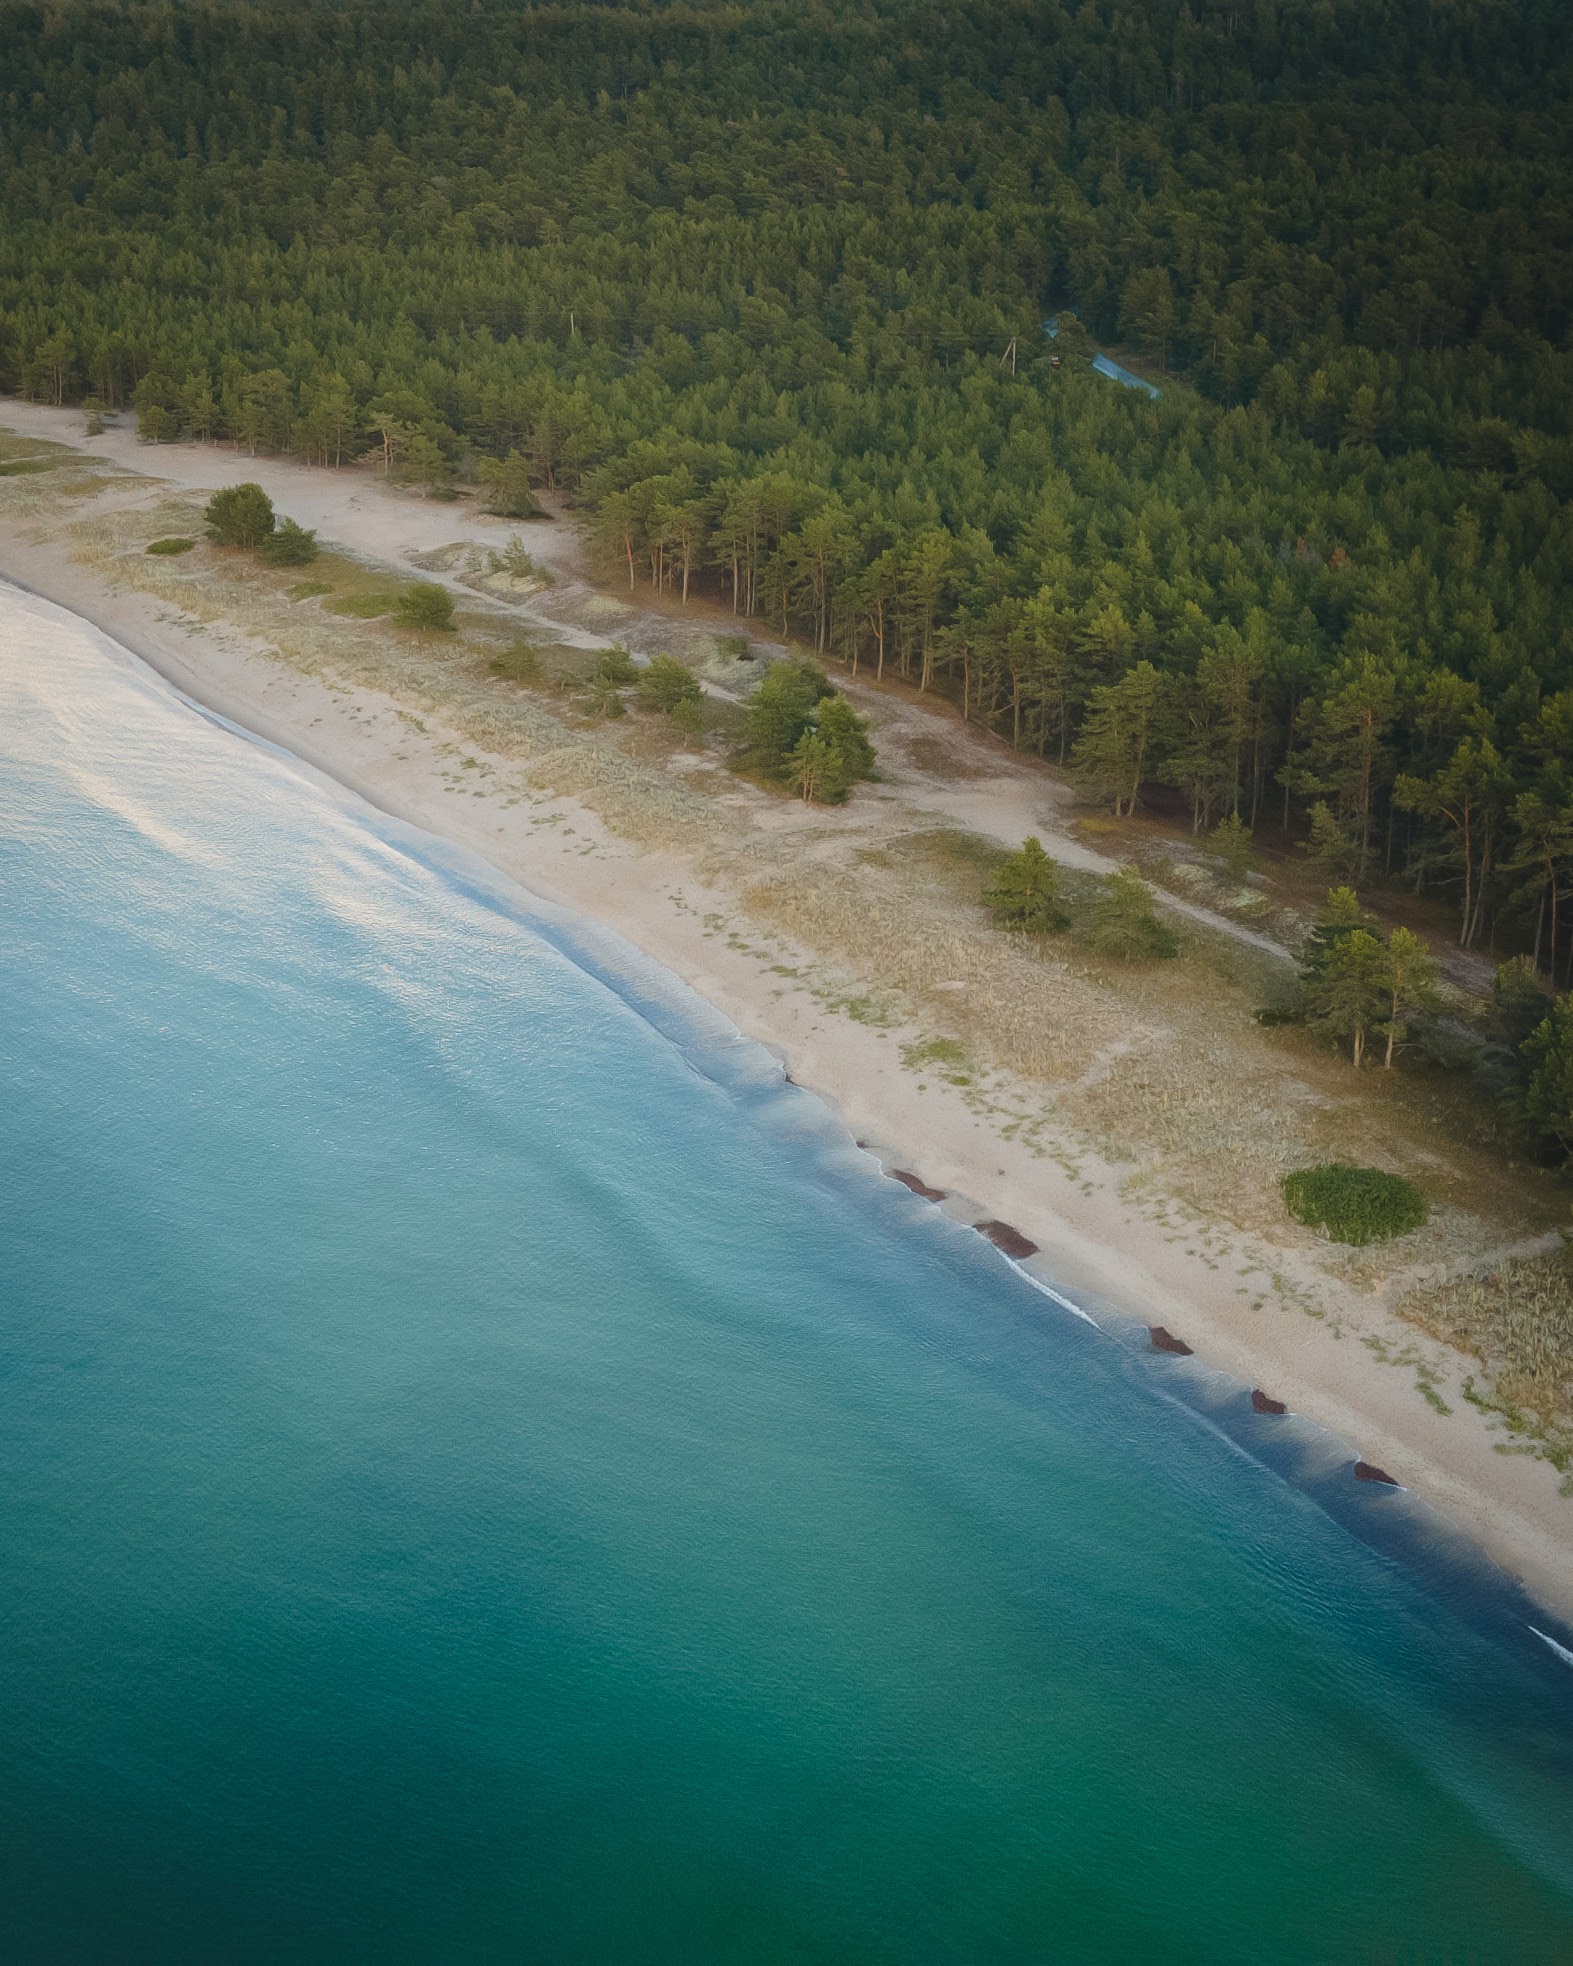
(146, 536), (195, 556)
(395, 581), (456, 631)
(1281, 1164), (1428, 1246)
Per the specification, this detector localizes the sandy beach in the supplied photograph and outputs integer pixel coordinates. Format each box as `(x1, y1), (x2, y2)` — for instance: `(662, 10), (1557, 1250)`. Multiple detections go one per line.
(4, 398), (1571, 1627)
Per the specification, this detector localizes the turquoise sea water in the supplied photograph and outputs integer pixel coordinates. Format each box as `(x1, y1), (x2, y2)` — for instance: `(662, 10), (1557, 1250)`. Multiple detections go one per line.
(3, 587), (1573, 1963)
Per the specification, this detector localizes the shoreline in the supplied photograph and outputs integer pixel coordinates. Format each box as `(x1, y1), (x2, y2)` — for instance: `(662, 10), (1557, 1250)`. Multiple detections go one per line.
(3, 412), (1572, 1631)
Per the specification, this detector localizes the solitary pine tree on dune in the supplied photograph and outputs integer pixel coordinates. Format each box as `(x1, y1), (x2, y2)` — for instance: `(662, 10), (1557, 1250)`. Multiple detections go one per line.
(204, 482), (274, 549)
(984, 838), (1069, 933)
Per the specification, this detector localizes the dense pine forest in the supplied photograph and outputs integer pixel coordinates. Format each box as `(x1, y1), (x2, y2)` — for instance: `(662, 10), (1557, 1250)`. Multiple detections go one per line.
(4, 0), (1573, 973)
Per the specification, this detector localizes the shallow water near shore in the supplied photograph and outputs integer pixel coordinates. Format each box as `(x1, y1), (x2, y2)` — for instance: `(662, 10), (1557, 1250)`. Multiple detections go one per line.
(4, 584), (1573, 1962)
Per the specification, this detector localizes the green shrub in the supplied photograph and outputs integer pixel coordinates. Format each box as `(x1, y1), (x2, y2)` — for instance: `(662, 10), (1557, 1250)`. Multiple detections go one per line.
(636, 654), (703, 713)
(489, 638), (540, 684)
(581, 674), (626, 717)
(1081, 866), (1179, 961)
(478, 450), (544, 519)
(745, 660), (834, 766)
(594, 644), (637, 687)
(984, 837), (1069, 932)
(814, 695), (875, 789)
(1281, 1164), (1429, 1245)
(669, 694), (707, 737)
(204, 481), (274, 548)
(146, 536), (194, 556)
(394, 581), (455, 630)
(260, 517), (318, 565)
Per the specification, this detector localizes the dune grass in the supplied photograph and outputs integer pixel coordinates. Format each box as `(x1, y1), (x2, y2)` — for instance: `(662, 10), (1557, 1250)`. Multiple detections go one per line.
(1399, 1255), (1573, 1486)
(323, 590), (400, 618)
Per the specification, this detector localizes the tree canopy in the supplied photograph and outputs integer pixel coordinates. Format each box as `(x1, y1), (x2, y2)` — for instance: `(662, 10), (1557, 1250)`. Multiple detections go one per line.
(4, 0), (1573, 965)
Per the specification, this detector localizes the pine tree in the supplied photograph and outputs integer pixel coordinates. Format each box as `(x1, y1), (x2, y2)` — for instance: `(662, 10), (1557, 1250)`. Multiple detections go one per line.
(259, 518), (318, 566)
(395, 583), (455, 631)
(787, 729), (840, 803)
(1306, 929), (1389, 1068)
(1071, 661), (1169, 817)
(1519, 995), (1573, 1160)
(205, 482), (275, 548)
(1300, 887), (1374, 990)
(745, 662), (834, 770)
(1209, 813), (1254, 883)
(1081, 867), (1178, 961)
(983, 837), (1069, 933)
(814, 695), (875, 791)
(1377, 927), (1441, 1068)
(636, 656), (703, 714)
(479, 450), (543, 519)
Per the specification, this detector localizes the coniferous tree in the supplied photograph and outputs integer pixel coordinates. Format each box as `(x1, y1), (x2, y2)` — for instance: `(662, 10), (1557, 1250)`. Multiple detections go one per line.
(1519, 996), (1573, 1161)
(1307, 929), (1390, 1070)
(1081, 867), (1178, 962)
(984, 838), (1069, 934)
(205, 482), (274, 548)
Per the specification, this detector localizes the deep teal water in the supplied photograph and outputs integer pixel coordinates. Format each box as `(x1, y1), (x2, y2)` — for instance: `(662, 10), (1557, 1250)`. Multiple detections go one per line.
(3, 587), (1573, 1964)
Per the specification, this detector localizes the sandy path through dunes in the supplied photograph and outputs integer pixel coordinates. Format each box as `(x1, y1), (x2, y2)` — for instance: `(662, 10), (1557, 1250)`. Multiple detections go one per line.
(0, 400), (1295, 964)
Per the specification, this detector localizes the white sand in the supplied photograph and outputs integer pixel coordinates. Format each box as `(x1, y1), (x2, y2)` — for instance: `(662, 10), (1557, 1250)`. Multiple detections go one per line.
(4, 399), (1570, 1625)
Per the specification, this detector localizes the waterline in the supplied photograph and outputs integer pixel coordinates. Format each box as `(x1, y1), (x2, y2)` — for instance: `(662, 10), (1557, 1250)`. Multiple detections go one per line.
(4, 584), (1573, 1960)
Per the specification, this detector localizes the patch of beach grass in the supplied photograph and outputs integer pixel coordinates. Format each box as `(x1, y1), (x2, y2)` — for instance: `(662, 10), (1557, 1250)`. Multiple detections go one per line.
(489, 638), (542, 685)
(146, 536), (195, 556)
(1397, 1254), (1573, 1485)
(324, 590), (401, 619)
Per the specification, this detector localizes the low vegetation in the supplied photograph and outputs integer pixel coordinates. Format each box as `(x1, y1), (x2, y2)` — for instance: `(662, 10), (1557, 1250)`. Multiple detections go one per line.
(204, 482), (317, 565)
(636, 655), (703, 716)
(488, 638), (540, 686)
(1399, 1254), (1573, 1489)
(323, 590), (399, 619)
(1080, 866), (1179, 964)
(260, 518), (318, 567)
(146, 536), (193, 555)
(1282, 1165), (1429, 1246)
(394, 581), (455, 631)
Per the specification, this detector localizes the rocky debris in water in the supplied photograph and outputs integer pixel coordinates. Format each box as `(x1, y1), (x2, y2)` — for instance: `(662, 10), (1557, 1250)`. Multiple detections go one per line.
(1354, 1460), (1399, 1486)
(1149, 1325), (1194, 1356)
(891, 1169), (946, 1201)
(977, 1220), (1038, 1259)
(1251, 1389), (1288, 1415)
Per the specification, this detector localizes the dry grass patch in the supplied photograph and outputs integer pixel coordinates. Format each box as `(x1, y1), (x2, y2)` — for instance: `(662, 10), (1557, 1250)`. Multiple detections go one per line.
(745, 865), (1127, 1083)
(899, 733), (998, 781)
(1397, 1253), (1573, 1485)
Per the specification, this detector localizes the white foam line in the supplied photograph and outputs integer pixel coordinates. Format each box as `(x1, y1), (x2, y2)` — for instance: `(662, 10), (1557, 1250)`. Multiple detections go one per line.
(1528, 1625), (1573, 1669)
(1010, 1262), (1103, 1329)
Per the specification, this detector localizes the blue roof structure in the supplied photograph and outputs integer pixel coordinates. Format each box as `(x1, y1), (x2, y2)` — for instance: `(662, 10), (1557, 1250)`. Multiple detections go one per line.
(1091, 352), (1161, 400)
(1042, 318), (1162, 398)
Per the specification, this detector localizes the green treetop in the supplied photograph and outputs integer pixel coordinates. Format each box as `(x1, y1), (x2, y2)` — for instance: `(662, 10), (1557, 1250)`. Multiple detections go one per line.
(984, 837), (1069, 933)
